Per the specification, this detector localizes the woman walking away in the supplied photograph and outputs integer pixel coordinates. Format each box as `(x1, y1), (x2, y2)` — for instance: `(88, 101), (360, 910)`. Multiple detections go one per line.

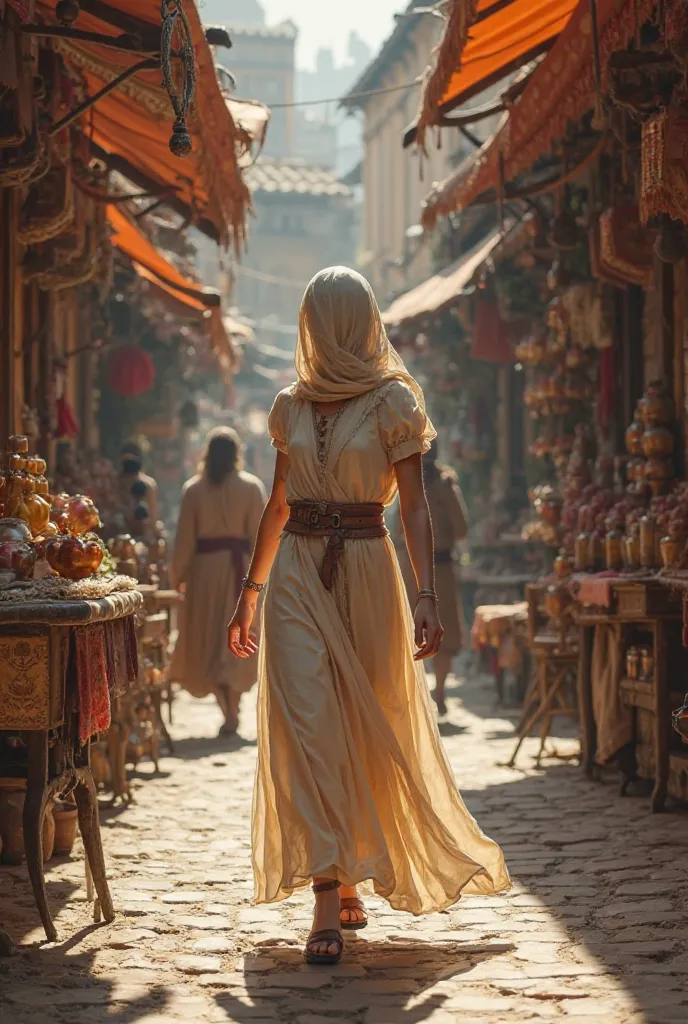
(170, 428), (266, 736)
(396, 440), (468, 715)
(228, 267), (509, 966)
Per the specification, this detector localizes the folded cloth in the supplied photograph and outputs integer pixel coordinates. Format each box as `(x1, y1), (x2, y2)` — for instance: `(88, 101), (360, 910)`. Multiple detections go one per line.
(570, 571), (619, 608)
(75, 623), (110, 746)
(104, 617), (138, 696)
(123, 613), (139, 685)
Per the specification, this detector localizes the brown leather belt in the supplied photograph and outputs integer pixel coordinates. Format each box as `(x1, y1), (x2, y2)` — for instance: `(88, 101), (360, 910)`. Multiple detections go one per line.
(283, 501), (386, 589)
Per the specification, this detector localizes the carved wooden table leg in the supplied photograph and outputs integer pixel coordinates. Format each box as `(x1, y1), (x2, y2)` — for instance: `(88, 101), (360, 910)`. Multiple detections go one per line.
(652, 619), (670, 813)
(577, 624), (596, 778)
(74, 767), (115, 924)
(23, 731), (56, 942)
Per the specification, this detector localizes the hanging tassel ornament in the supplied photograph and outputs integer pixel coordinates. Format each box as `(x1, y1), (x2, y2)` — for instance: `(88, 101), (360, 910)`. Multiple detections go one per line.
(160, 0), (196, 158)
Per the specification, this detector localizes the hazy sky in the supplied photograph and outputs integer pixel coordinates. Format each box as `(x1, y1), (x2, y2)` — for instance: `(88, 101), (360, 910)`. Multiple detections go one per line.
(261, 1), (404, 70)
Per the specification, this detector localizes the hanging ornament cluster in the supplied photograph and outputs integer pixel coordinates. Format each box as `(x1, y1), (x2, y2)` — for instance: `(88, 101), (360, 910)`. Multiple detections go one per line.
(107, 346), (155, 398)
(161, 0), (196, 157)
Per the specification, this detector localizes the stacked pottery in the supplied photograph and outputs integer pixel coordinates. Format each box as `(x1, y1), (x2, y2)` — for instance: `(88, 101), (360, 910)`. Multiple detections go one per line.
(53, 801), (79, 856)
(0, 780), (55, 864)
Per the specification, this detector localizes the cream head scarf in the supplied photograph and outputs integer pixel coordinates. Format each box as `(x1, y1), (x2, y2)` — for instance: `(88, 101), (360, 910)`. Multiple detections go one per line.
(293, 266), (431, 420)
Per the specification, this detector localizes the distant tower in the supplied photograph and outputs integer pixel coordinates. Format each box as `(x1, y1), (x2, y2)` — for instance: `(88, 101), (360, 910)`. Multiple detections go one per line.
(204, 0), (265, 25)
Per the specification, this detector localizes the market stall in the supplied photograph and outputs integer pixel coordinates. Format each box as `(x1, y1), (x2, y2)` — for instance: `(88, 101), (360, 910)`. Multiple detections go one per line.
(405, 0), (688, 797)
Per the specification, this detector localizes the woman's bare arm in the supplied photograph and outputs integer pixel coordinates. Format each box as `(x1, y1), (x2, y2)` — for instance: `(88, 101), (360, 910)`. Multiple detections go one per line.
(228, 451), (290, 658)
(395, 453), (444, 660)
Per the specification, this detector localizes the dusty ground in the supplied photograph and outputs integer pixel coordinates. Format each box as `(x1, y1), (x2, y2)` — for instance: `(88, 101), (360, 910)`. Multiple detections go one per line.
(1, 666), (688, 1024)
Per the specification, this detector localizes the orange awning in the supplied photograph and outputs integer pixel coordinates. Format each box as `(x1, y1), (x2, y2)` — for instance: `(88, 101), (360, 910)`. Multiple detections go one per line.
(108, 205), (237, 369)
(421, 0), (655, 227)
(415, 0), (578, 147)
(383, 230), (502, 328)
(35, 1), (257, 250)
(107, 205), (219, 308)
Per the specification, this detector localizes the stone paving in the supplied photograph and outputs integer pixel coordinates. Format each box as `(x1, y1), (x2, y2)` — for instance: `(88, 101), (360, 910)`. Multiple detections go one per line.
(2, 665), (688, 1024)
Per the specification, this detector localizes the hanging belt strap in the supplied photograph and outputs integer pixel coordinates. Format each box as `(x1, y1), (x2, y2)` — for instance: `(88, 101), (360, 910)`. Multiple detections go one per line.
(283, 501), (386, 589)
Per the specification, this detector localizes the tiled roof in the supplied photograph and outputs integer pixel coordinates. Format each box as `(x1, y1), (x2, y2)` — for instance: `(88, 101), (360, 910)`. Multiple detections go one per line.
(245, 159), (352, 197)
(228, 20), (297, 40)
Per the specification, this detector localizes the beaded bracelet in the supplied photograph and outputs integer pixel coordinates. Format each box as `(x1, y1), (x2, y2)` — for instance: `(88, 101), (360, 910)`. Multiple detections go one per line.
(242, 576), (264, 593)
(417, 589), (438, 603)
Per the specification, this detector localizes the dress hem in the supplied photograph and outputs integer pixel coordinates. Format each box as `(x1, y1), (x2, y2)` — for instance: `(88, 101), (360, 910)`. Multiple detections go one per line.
(253, 862), (512, 918)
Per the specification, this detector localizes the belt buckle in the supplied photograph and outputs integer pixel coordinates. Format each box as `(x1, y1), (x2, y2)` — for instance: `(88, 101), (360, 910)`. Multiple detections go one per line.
(309, 509), (320, 525)
(331, 511), (342, 529)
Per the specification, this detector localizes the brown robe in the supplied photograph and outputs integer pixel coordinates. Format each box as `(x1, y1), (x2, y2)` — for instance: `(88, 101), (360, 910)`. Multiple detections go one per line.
(169, 470), (266, 698)
(393, 470), (468, 653)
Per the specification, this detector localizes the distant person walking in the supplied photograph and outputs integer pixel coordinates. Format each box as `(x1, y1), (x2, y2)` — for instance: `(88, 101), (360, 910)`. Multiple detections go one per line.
(170, 428), (266, 735)
(395, 440), (468, 714)
(118, 441), (159, 527)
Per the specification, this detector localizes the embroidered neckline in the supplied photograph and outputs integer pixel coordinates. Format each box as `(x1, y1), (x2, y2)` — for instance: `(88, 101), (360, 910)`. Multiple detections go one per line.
(311, 403), (345, 469)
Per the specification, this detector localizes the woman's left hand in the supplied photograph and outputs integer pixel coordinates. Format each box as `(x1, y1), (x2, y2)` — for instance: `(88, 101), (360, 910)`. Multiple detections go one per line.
(413, 597), (444, 661)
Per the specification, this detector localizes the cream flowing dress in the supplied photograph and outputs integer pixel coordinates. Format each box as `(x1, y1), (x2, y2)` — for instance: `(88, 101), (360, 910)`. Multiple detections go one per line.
(252, 268), (510, 915)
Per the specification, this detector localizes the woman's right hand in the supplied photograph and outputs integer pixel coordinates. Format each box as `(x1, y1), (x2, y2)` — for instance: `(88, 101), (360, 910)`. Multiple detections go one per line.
(227, 592), (259, 659)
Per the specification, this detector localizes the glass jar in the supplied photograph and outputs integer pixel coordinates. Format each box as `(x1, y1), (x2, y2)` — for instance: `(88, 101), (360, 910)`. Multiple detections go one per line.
(640, 515), (656, 569)
(605, 529), (623, 571)
(640, 647), (654, 681)
(626, 646), (640, 680)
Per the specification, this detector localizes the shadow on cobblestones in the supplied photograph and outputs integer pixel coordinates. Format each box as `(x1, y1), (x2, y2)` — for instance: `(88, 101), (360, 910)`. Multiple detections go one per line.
(211, 941), (512, 1022)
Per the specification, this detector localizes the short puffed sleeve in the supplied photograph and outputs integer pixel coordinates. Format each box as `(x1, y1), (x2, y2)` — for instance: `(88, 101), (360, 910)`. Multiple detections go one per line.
(267, 387), (292, 454)
(377, 381), (436, 464)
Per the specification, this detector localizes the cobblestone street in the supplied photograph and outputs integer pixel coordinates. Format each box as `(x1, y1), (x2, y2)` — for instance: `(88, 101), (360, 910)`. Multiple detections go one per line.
(2, 668), (688, 1024)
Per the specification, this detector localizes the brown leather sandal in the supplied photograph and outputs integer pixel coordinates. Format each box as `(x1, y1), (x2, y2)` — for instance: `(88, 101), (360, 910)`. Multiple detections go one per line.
(340, 894), (368, 931)
(306, 880), (344, 966)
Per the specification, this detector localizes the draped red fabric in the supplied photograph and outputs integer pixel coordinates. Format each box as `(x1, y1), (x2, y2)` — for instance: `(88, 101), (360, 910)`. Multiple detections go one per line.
(470, 300), (513, 363)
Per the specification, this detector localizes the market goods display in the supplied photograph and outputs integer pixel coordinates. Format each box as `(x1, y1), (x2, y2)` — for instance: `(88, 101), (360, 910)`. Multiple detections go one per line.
(523, 380), (686, 572)
(0, 435), (106, 582)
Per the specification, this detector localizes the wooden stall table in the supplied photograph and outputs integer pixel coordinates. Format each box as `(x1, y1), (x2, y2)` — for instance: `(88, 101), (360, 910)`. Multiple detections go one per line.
(472, 601), (529, 704)
(0, 580), (142, 941)
(507, 583), (578, 768)
(574, 576), (683, 812)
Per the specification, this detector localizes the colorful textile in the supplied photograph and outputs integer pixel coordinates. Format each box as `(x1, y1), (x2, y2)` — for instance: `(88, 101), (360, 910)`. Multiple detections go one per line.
(103, 615), (139, 696)
(569, 571), (618, 608)
(7, 1), (34, 22)
(640, 105), (688, 228)
(75, 624), (111, 746)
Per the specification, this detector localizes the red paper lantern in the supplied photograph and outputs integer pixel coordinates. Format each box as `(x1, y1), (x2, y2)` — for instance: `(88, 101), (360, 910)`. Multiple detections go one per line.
(107, 345), (155, 397)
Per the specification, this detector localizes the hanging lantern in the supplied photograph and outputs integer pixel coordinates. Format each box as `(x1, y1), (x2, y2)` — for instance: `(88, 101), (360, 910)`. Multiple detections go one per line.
(107, 346), (155, 398)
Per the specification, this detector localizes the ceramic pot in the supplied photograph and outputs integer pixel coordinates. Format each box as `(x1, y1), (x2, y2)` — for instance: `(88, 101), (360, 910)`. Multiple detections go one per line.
(53, 803), (78, 856)
(641, 648), (655, 681)
(574, 532), (589, 571)
(660, 535), (684, 569)
(0, 783), (56, 864)
(7, 435), (29, 454)
(46, 535), (103, 580)
(642, 427), (674, 458)
(588, 533), (604, 571)
(605, 530), (623, 571)
(623, 533), (640, 570)
(640, 516), (657, 568)
(625, 421), (644, 455)
(0, 784), (25, 865)
(626, 647), (640, 680)
(638, 392), (673, 427)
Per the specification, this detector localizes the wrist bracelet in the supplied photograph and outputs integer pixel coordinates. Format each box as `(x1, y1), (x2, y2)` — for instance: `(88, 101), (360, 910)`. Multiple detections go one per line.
(417, 589), (438, 604)
(242, 576), (264, 593)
